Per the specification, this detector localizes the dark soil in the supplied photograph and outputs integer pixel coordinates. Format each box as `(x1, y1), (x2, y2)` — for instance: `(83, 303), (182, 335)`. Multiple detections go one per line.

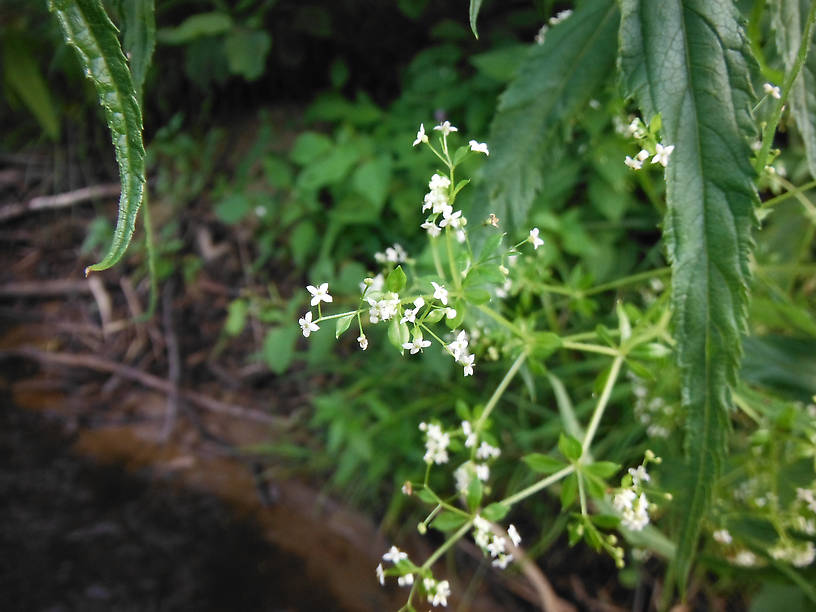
(0, 400), (342, 612)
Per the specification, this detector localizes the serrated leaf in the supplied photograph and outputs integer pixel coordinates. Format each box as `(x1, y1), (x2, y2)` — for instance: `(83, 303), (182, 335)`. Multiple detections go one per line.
(119, 0), (155, 101)
(620, 0), (759, 592)
(478, 0), (619, 229)
(49, 0), (146, 274)
(523, 453), (565, 474)
(335, 313), (355, 339)
(469, 0), (483, 39)
(772, 1), (816, 179)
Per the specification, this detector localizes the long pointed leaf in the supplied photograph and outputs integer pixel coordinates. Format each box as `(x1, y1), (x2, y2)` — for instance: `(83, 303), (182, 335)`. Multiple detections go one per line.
(469, 0), (483, 39)
(48, 0), (146, 274)
(119, 0), (156, 101)
(619, 0), (758, 592)
(479, 0), (619, 229)
(772, 0), (816, 179)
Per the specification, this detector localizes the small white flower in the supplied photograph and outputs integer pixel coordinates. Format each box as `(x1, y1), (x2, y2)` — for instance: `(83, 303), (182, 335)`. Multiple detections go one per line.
(475, 463), (489, 481)
(462, 421), (477, 447)
(383, 546), (408, 564)
(434, 120), (458, 136)
(357, 334), (368, 350)
(625, 155), (643, 170)
(422, 423), (450, 464)
(376, 563), (385, 585)
(713, 529), (732, 545)
(449, 330), (469, 360)
(487, 536), (507, 557)
(529, 227), (544, 250)
(733, 550), (758, 567)
(403, 338), (431, 354)
(398, 573), (414, 587)
(306, 282), (333, 306)
(469, 140), (489, 155)
(413, 123), (428, 146)
(549, 9), (572, 25)
(432, 580), (451, 607)
(298, 311), (319, 337)
(492, 553), (513, 569)
(763, 82), (781, 99)
(421, 220), (442, 237)
(652, 143), (675, 167)
(461, 353), (475, 377)
(439, 208), (464, 229)
(476, 441), (500, 460)
(445, 307), (457, 319)
(636, 149), (650, 161)
(507, 524), (522, 547)
(431, 281), (449, 305)
(628, 465), (650, 486)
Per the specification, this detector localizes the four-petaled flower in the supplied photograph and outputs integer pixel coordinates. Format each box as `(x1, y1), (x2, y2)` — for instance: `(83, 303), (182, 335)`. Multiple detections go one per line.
(431, 281), (449, 305)
(421, 220), (442, 237)
(376, 563), (385, 586)
(357, 334), (368, 350)
(529, 227), (544, 250)
(652, 143), (674, 167)
(469, 140), (489, 155)
(413, 123), (428, 146)
(299, 311), (319, 337)
(461, 353), (475, 376)
(383, 546), (408, 564)
(306, 282), (333, 306)
(434, 120), (458, 136)
(403, 338), (431, 354)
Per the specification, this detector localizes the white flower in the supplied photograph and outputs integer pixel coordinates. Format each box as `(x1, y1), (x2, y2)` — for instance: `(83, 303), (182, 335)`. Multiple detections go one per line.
(535, 24), (549, 44)
(713, 529), (732, 545)
(733, 550), (758, 567)
(476, 441), (500, 460)
(445, 307), (457, 319)
(626, 117), (647, 139)
(475, 463), (489, 481)
(763, 82), (781, 99)
(431, 281), (448, 305)
(628, 465), (650, 486)
(398, 573), (414, 587)
(624, 155), (643, 170)
(421, 220), (442, 237)
(376, 563), (385, 585)
(439, 208), (463, 228)
(434, 121), (458, 136)
(357, 334), (368, 350)
(461, 353), (475, 377)
(529, 227), (544, 250)
(306, 282), (333, 306)
(383, 546), (408, 564)
(403, 337), (431, 354)
(422, 423), (451, 464)
(431, 580), (451, 607)
(492, 553), (513, 569)
(462, 421), (477, 447)
(652, 143), (675, 167)
(413, 123), (428, 146)
(637, 149), (650, 161)
(429, 173), (451, 192)
(298, 311), (320, 337)
(507, 524), (522, 547)
(469, 140), (489, 155)
(401, 297), (425, 324)
(487, 536), (507, 558)
(549, 9), (572, 25)
(448, 330), (469, 361)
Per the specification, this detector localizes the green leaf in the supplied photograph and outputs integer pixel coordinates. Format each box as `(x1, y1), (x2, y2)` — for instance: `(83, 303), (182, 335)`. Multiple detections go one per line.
(157, 12), (232, 44)
(224, 29), (271, 80)
(290, 131), (333, 165)
(479, 0), (619, 229)
(523, 453), (566, 474)
(469, 0), (483, 38)
(119, 0), (155, 101)
(558, 433), (582, 462)
(49, 0), (146, 274)
(466, 475), (483, 511)
(477, 231), (505, 263)
(335, 313), (355, 339)
(2, 34), (60, 139)
(352, 157), (392, 211)
(416, 488), (435, 504)
(583, 461), (621, 479)
(772, 1), (816, 179)
(388, 317), (409, 352)
(224, 298), (248, 336)
(620, 0), (759, 592)
(482, 502), (510, 521)
(263, 326), (298, 374)
(560, 473), (578, 509)
(386, 265), (407, 293)
(432, 511), (468, 532)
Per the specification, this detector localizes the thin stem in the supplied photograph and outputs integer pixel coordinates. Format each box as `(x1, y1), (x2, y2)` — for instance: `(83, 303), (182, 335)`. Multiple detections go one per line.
(577, 472), (588, 516)
(760, 179), (816, 210)
(445, 229), (461, 290)
(316, 309), (361, 322)
(421, 518), (474, 570)
(584, 267), (671, 296)
(754, 1), (816, 174)
(475, 349), (529, 430)
(502, 465), (575, 507)
(774, 175), (816, 222)
(561, 340), (619, 357)
(581, 354), (624, 453)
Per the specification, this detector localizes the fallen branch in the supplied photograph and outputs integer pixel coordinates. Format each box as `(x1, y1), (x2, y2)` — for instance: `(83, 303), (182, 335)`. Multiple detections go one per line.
(2, 347), (287, 427)
(0, 183), (120, 223)
(0, 279), (95, 297)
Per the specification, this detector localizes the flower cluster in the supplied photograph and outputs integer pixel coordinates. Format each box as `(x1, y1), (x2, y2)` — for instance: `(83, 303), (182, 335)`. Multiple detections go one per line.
(422, 577), (451, 607)
(420, 422), (451, 465)
(376, 545), (416, 589)
(625, 143), (674, 170)
(448, 330), (475, 376)
(612, 460), (654, 531)
(472, 515), (521, 570)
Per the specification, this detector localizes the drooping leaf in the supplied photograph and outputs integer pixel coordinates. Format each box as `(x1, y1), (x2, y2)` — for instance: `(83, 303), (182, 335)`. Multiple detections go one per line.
(772, 0), (816, 179)
(118, 0), (155, 101)
(49, 0), (146, 274)
(469, 0), (483, 39)
(478, 0), (619, 229)
(619, 0), (759, 592)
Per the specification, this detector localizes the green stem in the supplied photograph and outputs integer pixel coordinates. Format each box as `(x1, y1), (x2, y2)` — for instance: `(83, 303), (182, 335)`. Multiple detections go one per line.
(760, 178), (816, 210)
(581, 354), (624, 453)
(584, 267), (671, 296)
(561, 340), (620, 357)
(502, 465), (575, 507)
(316, 309), (361, 322)
(475, 303), (523, 336)
(445, 229), (461, 290)
(754, 1), (816, 174)
(137, 189), (158, 321)
(475, 349), (528, 430)
(774, 175), (816, 222)
(421, 518), (474, 570)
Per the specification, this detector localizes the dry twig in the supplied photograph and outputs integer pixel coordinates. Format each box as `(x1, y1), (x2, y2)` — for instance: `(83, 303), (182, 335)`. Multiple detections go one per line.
(0, 183), (120, 223)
